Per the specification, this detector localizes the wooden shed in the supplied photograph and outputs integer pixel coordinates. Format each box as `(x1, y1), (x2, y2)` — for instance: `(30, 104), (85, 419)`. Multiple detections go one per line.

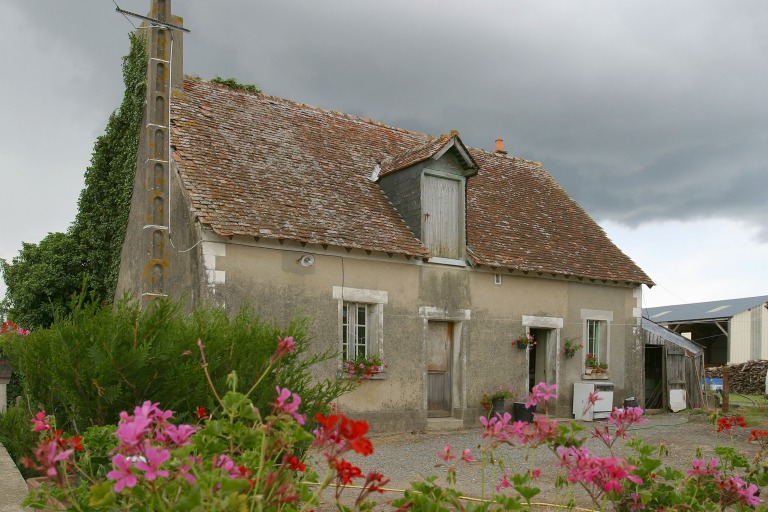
(642, 317), (705, 411)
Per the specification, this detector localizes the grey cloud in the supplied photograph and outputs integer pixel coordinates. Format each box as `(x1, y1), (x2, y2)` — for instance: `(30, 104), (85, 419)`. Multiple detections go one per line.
(7, 0), (768, 243)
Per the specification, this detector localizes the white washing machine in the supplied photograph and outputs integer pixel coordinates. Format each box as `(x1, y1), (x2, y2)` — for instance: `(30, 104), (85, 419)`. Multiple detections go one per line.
(573, 382), (614, 421)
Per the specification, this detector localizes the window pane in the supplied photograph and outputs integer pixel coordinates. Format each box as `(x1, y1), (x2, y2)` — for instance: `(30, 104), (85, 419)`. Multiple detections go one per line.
(356, 304), (368, 356)
(342, 303), (350, 360)
(588, 320), (600, 358)
(342, 302), (370, 360)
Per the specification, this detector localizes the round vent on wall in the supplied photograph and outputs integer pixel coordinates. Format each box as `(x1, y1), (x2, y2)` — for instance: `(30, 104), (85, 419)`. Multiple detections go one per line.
(299, 254), (315, 267)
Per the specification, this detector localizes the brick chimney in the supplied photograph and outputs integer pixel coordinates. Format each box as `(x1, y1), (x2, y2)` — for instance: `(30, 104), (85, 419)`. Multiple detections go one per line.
(494, 138), (507, 155)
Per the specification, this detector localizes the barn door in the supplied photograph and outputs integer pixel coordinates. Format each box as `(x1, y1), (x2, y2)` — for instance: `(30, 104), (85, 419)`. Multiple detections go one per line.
(427, 321), (453, 417)
(665, 345), (687, 411)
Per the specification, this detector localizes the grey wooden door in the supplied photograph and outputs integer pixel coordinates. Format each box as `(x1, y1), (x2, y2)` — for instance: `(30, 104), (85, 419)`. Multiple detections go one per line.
(422, 175), (460, 259)
(666, 345), (687, 409)
(427, 321), (452, 417)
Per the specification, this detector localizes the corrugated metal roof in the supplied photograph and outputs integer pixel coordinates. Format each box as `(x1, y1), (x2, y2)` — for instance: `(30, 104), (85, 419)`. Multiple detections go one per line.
(644, 295), (768, 323)
(641, 317), (704, 354)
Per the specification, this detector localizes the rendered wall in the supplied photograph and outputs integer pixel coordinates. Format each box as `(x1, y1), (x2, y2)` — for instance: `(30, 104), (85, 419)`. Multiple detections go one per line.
(199, 236), (641, 432)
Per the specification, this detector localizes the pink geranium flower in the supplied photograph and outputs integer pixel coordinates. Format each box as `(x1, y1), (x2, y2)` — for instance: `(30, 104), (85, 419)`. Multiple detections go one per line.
(30, 411), (51, 433)
(134, 446), (170, 481)
(437, 444), (456, 462)
(274, 386), (305, 425)
(107, 454), (138, 492)
(496, 469), (511, 492)
(272, 336), (296, 362)
(115, 415), (153, 452)
(525, 382), (558, 408)
(164, 423), (197, 446)
(686, 458), (720, 478)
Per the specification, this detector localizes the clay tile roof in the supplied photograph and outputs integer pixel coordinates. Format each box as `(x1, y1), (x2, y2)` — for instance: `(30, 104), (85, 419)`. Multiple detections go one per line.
(170, 77), (653, 285)
(171, 77), (431, 258)
(466, 151), (653, 285)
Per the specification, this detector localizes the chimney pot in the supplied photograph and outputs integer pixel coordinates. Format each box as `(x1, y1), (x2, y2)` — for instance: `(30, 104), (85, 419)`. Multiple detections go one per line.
(494, 138), (507, 155)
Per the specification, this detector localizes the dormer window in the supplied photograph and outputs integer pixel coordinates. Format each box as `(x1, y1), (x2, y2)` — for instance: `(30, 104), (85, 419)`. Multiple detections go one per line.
(375, 131), (478, 266)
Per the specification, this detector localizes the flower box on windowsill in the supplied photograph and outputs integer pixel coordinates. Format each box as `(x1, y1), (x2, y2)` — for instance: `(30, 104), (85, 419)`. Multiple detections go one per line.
(340, 370), (387, 381)
(582, 373), (610, 380)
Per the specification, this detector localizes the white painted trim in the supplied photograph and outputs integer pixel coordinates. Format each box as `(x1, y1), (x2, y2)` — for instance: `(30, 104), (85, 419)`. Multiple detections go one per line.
(428, 257), (466, 267)
(419, 306), (471, 321)
(201, 240), (227, 288)
(581, 310), (613, 372)
(580, 309), (614, 321)
(422, 168), (464, 181)
(333, 288), (388, 377)
(206, 270), (226, 285)
(522, 315), (564, 329)
(431, 138), (456, 160)
(369, 163), (381, 182)
(332, 286), (388, 304)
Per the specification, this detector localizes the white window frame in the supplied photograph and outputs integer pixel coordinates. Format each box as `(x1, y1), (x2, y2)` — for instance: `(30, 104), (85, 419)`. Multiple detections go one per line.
(333, 287), (388, 374)
(342, 302), (370, 360)
(586, 319), (606, 361)
(581, 309), (613, 373)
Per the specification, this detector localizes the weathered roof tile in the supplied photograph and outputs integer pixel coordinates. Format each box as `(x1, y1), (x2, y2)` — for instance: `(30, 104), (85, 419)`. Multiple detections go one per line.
(170, 77), (653, 285)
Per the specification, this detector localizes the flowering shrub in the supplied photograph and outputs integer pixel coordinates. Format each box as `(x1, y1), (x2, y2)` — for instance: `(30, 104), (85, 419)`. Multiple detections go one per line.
(343, 353), (385, 380)
(481, 387), (516, 410)
(22, 337), (389, 511)
(512, 333), (536, 348)
(401, 385), (768, 511)
(562, 336), (583, 358)
(1, 320), (30, 336)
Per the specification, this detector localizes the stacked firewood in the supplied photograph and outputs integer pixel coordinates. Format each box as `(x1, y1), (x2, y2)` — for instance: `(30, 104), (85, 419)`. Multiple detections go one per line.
(705, 360), (768, 395)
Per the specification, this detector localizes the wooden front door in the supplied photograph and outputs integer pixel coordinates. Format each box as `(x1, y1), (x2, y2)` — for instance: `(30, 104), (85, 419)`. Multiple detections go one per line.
(427, 321), (453, 417)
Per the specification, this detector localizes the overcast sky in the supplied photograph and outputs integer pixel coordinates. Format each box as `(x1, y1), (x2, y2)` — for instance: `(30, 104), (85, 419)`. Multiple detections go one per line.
(2, 0), (766, 309)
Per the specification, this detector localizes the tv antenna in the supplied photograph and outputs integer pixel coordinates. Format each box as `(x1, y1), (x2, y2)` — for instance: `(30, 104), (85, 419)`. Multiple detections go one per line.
(114, 2), (191, 33)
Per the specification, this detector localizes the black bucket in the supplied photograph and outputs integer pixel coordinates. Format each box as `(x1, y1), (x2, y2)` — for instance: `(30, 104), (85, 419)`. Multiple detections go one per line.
(623, 397), (640, 409)
(513, 402), (534, 423)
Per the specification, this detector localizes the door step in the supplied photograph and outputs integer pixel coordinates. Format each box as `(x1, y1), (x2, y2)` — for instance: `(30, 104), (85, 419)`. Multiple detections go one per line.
(426, 417), (464, 431)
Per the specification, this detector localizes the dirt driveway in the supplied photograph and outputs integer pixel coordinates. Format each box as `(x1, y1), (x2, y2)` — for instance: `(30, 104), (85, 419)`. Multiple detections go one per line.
(313, 410), (768, 510)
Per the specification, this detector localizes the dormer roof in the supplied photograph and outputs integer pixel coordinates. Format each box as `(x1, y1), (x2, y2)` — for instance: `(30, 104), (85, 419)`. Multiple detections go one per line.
(378, 130), (477, 178)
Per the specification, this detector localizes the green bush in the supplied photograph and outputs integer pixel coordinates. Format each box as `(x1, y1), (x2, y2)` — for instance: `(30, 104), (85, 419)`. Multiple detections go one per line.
(0, 405), (40, 479)
(2, 294), (354, 438)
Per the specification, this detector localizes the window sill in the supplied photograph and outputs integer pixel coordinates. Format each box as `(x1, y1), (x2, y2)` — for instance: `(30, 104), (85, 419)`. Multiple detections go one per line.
(340, 371), (387, 381)
(427, 257), (466, 267)
(582, 373), (610, 380)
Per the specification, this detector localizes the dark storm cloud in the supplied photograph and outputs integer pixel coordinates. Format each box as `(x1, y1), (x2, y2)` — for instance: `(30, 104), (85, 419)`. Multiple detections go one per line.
(10, 0), (768, 241)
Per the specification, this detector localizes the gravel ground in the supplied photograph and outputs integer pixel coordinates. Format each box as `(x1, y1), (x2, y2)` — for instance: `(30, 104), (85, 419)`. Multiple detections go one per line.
(310, 411), (767, 510)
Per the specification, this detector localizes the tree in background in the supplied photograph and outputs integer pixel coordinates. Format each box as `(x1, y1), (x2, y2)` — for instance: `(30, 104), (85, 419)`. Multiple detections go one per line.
(0, 34), (146, 328)
(0, 235), (83, 329)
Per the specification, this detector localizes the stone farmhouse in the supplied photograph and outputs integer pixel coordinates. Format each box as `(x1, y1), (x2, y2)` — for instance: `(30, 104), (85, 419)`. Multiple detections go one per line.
(116, 0), (654, 431)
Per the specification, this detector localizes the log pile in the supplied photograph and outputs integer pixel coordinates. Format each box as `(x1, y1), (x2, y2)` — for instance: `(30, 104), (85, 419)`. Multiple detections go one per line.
(705, 360), (768, 395)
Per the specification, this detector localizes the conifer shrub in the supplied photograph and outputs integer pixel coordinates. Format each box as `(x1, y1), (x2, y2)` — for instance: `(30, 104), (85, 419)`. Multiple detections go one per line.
(1, 294), (353, 455)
